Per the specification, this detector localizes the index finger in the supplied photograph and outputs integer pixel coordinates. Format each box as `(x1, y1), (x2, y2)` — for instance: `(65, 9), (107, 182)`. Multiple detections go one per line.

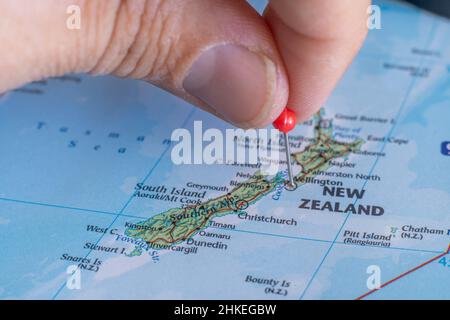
(264, 0), (370, 122)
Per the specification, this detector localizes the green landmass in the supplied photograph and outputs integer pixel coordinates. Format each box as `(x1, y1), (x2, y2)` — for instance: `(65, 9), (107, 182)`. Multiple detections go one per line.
(293, 115), (364, 185)
(126, 172), (281, 248)
(125, 112), (364, 250)
(125, 245), (143, 257)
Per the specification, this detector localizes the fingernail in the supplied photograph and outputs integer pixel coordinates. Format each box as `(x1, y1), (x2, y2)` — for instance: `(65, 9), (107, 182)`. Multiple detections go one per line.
(183, 44), (277, 127)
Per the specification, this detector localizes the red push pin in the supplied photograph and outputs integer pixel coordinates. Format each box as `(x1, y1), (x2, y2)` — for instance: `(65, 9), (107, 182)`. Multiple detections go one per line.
(273, 108), (297, 191)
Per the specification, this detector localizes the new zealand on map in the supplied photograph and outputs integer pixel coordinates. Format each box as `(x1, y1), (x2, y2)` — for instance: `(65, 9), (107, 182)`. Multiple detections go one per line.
(0, 0), (449, 300)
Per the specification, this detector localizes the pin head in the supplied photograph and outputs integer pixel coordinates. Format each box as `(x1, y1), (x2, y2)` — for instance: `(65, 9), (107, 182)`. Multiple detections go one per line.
(273, 108), (297, 133)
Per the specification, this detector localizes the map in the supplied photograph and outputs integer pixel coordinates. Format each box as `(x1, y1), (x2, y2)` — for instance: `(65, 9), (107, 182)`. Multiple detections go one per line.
(1, 0), (449, 300)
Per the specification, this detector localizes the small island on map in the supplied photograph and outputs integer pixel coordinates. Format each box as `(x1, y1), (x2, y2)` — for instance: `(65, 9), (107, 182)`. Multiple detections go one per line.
(125, 112), (364, 252)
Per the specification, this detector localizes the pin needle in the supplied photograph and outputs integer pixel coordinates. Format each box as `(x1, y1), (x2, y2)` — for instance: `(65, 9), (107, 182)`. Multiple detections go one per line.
(273, 108), (297, 191)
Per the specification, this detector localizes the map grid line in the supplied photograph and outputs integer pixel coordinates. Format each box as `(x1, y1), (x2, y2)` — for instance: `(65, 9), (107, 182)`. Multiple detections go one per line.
(0, 194), (443, 256)
(298, 20), (440, 300)
(355, 244), (450, 300)
(0, 0), (450, 299)
(50, 108), (197, 300)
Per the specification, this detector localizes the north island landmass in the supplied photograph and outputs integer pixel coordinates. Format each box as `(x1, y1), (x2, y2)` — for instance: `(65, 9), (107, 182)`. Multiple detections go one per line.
(125, 113), (364, 250)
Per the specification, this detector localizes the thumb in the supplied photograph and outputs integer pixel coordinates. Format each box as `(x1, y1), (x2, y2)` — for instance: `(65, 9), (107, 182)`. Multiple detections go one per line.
(0, 0), (289, 128)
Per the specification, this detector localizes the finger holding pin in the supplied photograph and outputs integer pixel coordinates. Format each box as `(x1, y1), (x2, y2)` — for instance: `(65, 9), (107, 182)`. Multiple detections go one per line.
(273, 108), (297, 191)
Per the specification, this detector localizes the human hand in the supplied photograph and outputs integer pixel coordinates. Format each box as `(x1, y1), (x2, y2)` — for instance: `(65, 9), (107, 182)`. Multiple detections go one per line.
(0, 0), (369, 128)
